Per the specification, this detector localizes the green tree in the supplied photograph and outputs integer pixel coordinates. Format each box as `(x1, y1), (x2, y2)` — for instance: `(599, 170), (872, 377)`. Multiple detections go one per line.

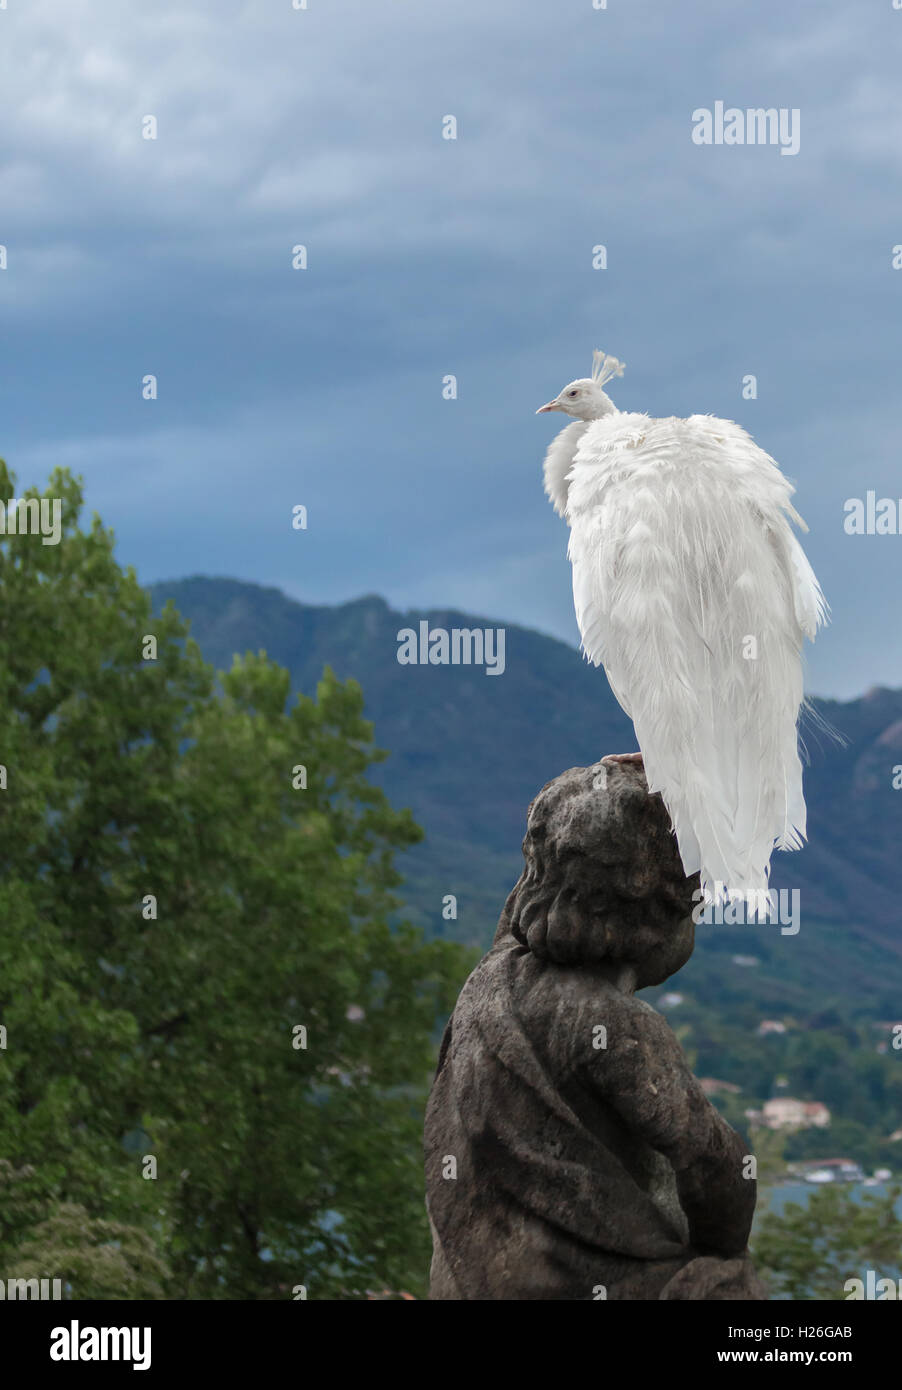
(6, 1203), (171, 1300)
(0, 462), (471, 1298)
(753, 1184), (902, 1299)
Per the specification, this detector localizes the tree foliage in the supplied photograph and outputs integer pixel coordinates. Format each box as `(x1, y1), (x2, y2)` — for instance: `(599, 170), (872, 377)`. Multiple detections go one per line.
(0, 462), (471, 1298)
(753, 1184), (902, 1300)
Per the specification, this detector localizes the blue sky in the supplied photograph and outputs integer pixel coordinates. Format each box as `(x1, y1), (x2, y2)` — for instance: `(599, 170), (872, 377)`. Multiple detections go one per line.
(1, 0), (900, 698)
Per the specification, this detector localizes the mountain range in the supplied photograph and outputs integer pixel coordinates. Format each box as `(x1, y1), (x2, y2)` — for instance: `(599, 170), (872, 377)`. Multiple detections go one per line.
(149, 576), (902, 1018)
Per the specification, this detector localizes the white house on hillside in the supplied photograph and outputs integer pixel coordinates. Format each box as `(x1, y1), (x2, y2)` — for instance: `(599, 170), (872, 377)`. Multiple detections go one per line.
(760, 1097), (830, 1130)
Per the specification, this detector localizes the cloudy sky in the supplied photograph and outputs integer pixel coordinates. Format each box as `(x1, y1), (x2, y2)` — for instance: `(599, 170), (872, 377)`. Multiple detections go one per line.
(1, 0), (900, 698)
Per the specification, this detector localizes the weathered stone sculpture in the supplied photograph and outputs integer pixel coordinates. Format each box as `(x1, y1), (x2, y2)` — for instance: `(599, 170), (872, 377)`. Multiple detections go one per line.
(424, 759), (766, 1300)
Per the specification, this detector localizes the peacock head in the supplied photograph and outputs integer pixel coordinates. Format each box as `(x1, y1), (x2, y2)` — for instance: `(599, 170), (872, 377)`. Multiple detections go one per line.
(536, 349), (625, 421)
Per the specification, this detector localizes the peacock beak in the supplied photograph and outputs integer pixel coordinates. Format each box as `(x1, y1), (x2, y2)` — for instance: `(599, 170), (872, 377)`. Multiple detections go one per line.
(536, 400), (562, 414)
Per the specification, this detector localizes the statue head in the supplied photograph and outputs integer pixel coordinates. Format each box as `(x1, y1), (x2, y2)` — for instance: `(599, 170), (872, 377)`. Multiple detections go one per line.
(505, 759), (698, 987)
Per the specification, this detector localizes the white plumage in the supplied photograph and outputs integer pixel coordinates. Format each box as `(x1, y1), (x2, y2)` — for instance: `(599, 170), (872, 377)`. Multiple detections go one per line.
(537, 351), (827, 900)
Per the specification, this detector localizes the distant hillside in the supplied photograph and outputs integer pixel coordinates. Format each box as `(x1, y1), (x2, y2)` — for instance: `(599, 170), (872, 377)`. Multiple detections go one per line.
(149, 576), (902, 1015)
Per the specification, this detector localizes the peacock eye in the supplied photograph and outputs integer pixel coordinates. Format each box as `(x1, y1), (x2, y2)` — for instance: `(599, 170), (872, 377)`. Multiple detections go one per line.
(568, 390), (578, 397)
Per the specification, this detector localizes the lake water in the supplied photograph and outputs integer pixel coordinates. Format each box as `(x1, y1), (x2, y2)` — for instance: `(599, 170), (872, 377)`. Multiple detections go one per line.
(765, 1181), (901, 1214)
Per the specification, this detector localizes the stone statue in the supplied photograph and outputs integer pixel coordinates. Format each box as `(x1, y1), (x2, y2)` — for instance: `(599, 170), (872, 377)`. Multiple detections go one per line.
(424, 758), (766, 1300)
